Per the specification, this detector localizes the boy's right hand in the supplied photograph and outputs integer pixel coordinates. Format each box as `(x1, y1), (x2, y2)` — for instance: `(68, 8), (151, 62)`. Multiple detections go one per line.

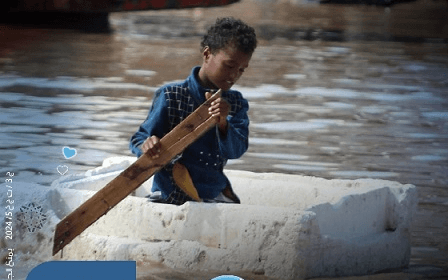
(142, 135), (161, 159)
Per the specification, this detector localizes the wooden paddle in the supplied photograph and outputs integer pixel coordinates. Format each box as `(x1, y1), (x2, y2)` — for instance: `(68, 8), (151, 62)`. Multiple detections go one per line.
(53, 89), (222, 256)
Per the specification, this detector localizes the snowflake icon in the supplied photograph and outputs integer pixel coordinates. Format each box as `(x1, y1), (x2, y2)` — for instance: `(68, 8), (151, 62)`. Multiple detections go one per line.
(18, 203), (47, 232)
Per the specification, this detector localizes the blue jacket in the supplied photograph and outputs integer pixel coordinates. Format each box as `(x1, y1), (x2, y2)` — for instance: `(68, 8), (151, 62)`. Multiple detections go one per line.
(129, 67), (249, 199)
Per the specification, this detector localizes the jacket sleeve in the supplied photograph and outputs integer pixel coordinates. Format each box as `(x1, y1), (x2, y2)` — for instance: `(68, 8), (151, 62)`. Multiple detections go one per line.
(218, 96), (249, 159)
(129, 89), (169, 157)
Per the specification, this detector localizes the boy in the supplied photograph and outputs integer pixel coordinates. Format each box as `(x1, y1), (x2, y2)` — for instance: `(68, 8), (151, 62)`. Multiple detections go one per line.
(129, 17), (257, 205)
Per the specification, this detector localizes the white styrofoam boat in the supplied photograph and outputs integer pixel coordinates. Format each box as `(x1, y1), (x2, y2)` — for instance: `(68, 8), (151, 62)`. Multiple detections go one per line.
(3, 156), (417, 279)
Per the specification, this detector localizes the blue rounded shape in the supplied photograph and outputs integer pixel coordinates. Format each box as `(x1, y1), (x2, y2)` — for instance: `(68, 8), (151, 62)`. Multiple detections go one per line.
(211, 276), (243, 280)
(27, 261), (136, 280)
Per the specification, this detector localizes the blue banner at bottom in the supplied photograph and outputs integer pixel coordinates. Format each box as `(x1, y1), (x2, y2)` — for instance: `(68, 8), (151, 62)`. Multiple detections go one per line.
(27, 261), (136, 280)
(26, 261), (244, 280)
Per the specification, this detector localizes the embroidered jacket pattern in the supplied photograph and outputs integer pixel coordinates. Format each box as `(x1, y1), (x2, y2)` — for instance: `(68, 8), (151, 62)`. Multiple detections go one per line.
(129, 67), (249, 200)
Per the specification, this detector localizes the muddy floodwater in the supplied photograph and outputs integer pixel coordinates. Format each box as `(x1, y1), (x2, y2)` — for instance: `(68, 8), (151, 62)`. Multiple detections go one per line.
(1, 0), (447, 279)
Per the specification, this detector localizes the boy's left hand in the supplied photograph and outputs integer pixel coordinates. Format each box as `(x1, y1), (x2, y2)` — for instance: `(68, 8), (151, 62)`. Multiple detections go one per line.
(206, 92), (230, 134)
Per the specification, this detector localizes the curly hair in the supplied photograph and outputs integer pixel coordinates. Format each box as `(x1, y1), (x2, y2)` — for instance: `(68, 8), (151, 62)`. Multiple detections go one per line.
(201, 17), (257, 55)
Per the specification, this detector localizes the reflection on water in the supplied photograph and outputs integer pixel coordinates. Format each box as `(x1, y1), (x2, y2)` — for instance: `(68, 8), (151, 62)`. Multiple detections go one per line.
(1, 0), (447, 278)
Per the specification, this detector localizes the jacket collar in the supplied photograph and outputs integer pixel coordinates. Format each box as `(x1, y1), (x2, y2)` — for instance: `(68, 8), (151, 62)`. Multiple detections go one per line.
(188, 66), (213, 105)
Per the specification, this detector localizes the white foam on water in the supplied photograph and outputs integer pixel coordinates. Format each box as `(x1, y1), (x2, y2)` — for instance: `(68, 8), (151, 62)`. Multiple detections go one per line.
(231, 84), (443, 108)
(249, 137), (308, 146)
(309, 119), (347, 125)
(284, 73), (307, 80)
(403, 63), (427, 72)
(332, 78), (362, 85)
(362, 82), (422, 92)
(421, 112), (448, 121)
(273, 160), (339, 172)
(320, 147), (341, 154)
(389, 111), (414, 118)
(324, 102), (356, 109)
(360, 106), (390, 114)
(368, 92), (431, 102)
(329, 170), (400, 178)
(252, 119), (359, 132)
(252, 121), (329, 132)
(249, 102), (309, 111)
(411, 155), (447, 161)
(406, 133), (446, 139)
(294, 87), (360, 99)
(0, 75), (154, 92)
(125, 69), (157, 77)
(326, 46), (351, 54)
(246, 152), (309, 161)
(273, 164), (334, 172)
(233, 84), (281, 99)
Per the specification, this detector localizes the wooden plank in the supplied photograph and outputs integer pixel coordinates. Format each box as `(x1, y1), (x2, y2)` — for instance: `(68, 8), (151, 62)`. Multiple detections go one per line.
(52, 90), (222, 256)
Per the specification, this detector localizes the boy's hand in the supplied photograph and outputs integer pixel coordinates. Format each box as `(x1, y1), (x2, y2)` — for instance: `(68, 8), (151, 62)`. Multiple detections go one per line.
(142, 135), (161, 159)
(206, 91), (230, 134)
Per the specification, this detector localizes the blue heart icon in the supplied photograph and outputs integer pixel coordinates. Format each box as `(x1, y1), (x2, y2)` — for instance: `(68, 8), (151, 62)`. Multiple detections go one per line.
(63, 146), (77, 159)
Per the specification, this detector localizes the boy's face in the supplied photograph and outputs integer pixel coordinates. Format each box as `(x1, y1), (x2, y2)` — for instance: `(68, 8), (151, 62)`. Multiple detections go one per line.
(199, 44), (252, 91)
